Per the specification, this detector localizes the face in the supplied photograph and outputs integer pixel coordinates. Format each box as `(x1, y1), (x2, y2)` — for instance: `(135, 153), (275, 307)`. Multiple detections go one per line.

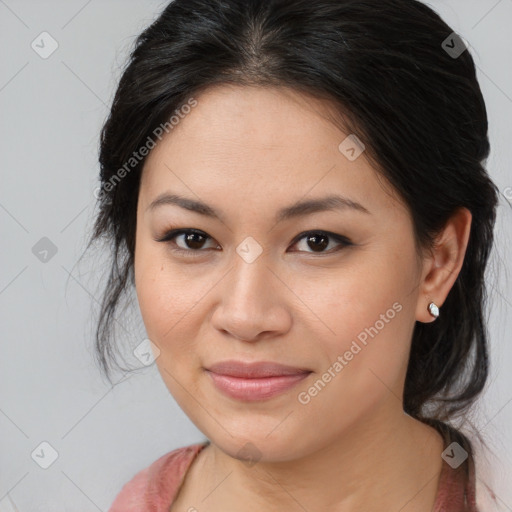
(134, 84), (425, 462)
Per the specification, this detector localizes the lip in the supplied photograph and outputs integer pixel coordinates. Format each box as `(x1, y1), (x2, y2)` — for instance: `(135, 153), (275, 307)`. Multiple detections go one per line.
(204, 360), (312, 401)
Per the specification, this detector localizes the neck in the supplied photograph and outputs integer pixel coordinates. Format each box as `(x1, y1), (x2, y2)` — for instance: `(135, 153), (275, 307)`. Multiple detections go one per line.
(198, 401), (444, 512)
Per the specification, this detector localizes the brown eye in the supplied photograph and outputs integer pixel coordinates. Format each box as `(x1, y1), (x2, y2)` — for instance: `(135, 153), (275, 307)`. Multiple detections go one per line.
(305, 233), (329, 252)
(290, 231), (352, 254)
(179, 231), (208, 250)
(155, 229), (218, 253)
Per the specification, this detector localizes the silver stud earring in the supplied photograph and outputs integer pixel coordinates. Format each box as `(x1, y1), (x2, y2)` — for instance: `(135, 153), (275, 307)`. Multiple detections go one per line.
(428, 302), (439, 319)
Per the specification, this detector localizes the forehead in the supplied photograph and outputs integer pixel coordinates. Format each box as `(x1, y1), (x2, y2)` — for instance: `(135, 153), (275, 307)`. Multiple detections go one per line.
(144, 84), (347, 167)
(139, 84), (403, 217)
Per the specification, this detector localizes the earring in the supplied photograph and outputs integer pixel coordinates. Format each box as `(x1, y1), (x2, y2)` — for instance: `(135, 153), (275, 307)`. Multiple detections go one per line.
(428, 302), (439, 319)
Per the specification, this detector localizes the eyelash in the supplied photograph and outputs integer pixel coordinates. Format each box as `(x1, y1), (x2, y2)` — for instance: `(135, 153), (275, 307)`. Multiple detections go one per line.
(154, 228), (353, 257)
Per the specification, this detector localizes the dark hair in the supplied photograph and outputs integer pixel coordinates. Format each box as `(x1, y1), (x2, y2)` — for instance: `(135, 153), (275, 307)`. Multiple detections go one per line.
(85, 0), (499, 478)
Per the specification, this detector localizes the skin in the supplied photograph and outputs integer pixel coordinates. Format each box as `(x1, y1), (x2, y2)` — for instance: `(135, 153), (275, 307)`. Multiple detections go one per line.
(134, 84), (472, 512)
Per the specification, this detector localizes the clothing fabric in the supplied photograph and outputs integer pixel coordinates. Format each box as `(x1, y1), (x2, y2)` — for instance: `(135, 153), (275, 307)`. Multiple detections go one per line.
(108, 427), (481, 511)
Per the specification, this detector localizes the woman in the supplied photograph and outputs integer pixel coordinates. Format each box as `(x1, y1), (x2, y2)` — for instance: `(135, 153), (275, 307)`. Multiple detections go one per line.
(87, 0), (501, 510)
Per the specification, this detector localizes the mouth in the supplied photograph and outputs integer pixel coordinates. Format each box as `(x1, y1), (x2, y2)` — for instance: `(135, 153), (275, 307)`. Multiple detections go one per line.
(204, 360), (312, 401)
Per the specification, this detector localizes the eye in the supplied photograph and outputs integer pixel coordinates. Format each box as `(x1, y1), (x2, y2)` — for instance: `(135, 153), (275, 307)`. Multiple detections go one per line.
(155, 228), (219, 255)
(290, 230), (353, 254)
(155, 228), (353, 257)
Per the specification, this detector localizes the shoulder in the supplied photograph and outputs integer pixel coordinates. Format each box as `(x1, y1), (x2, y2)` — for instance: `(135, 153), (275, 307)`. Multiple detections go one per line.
(108, 441), (209, 512)
(430, 420), (503, 512)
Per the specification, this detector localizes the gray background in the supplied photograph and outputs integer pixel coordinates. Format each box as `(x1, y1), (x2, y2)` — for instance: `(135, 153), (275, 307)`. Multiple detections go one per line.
(0, 1), (511, 510)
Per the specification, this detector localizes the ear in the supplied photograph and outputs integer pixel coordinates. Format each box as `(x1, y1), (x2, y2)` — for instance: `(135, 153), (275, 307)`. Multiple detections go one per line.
(415, 207), (472, 323)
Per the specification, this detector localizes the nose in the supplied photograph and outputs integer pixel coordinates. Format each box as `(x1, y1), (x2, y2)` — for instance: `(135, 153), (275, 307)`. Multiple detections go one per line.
(210, 253), (292, 342)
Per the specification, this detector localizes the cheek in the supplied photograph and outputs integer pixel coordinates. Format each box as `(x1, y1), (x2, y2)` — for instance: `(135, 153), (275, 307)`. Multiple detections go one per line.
(307, 246), (417, 396)
(292, 283), (412, 446)
(136, 276), (199, 351)
(134, 255), (207, 405)
(134, 243), (197, 354)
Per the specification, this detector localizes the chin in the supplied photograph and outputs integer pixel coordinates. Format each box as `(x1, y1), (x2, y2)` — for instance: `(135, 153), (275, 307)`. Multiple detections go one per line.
(206, 427), (311, 465)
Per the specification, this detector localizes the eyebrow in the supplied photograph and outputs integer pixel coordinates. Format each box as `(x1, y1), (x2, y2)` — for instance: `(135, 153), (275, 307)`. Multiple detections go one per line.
(146, 192), (371, 222)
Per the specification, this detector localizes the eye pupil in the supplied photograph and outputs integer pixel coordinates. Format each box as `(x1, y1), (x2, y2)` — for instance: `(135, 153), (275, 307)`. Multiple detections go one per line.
(307, 233), (329, 252)
(185, 232), (206, 249)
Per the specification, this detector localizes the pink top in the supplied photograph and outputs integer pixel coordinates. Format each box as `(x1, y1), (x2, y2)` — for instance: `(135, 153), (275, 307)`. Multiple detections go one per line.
(108, 439), (481, 511)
